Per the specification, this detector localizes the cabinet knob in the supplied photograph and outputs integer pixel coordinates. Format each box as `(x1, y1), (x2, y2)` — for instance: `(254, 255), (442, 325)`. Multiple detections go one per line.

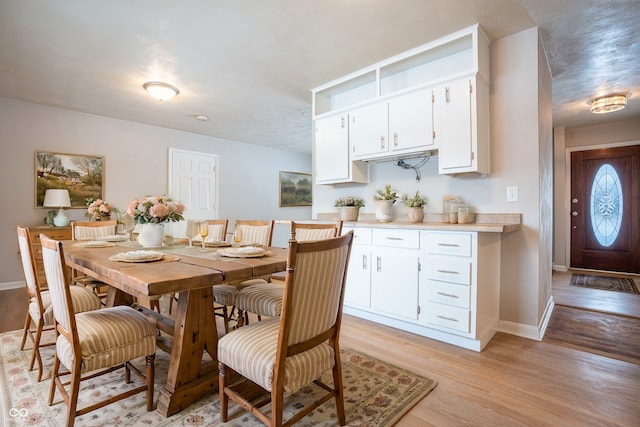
(394, 132), (398, 147)
(380, 136), (385, 149)
(572, 211), (578, 216)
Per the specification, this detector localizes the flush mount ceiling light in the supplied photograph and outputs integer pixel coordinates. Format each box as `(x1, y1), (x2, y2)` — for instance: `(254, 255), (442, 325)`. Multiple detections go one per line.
(590, 94), (627, 114)
(143, 81), (179, 101)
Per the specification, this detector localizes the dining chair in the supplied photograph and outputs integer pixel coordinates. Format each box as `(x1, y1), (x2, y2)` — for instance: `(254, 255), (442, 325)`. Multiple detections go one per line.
(234, 220), (343, 328)
(16, 226), (103, 382)
(213, 219), (274, 332)
(40, 235), (156, 427)
(218, 226), (354, 426)
(170, 219), (229, 315)
(71, 220), (162, 312)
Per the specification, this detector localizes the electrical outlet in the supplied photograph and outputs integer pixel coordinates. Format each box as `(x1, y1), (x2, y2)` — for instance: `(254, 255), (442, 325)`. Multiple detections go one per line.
(507, 186), (518, 202)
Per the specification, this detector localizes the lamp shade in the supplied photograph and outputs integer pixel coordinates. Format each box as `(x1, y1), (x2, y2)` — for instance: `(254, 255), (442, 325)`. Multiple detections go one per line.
(43, 189), (71, 208)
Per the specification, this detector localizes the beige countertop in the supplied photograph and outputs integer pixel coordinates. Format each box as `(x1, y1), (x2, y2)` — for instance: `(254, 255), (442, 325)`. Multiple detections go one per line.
(316, 212), (522, 233)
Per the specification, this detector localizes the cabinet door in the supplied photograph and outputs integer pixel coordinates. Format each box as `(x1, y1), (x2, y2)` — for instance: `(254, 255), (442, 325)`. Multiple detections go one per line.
(435, 78), (473, 172)
(371, 248), (419, 321)
(314, 114), (349, 183)
(388, 88), (434, 152)
(344, 245), (372, 308)
(351, 102), (389, 158)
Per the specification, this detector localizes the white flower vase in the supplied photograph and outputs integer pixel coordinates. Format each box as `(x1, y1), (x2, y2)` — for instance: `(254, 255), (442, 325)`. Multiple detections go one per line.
(375, 200), (394, 222)
(407, 206), (425, 223)
(339, 206), (361, 221)
(137, 223), (165, 247)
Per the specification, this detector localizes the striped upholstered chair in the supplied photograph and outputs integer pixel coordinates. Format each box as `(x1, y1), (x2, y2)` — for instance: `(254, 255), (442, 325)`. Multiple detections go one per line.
(16, 226), (102, 382)
(218, 226), (354, 426)
(213, 219), (274, 330)
(234, 220), (343, 328)
(40, 235), (156, 427)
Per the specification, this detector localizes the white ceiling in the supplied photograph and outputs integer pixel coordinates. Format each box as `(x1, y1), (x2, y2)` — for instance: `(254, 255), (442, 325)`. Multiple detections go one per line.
(1, 0), (638, 154)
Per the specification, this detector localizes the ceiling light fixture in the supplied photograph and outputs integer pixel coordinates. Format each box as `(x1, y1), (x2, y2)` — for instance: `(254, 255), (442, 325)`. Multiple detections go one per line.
(194, 114), (209, 121)
(590, 94), (627, 114)
(143, 81), (179, 101)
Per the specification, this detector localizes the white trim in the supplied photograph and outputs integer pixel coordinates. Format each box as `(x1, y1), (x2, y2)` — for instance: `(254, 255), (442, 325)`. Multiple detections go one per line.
(498, 296), (555, 341)
(0, 281), (25, 291)
(552, 264), (568, 272)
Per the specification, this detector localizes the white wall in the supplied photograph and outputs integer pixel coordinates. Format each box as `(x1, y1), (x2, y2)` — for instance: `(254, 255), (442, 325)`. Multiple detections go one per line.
(552, 119), (640, 270)
(0, 97), (311, 285)
(311, 27), (552, 334)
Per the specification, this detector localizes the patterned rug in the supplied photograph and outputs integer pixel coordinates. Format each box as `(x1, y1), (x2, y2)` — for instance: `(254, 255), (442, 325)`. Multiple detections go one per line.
(570, 274), (640, 294)
(0, 329), (437, 426)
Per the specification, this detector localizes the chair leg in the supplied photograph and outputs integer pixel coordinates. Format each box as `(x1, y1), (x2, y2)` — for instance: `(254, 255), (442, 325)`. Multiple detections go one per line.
(236, 309), (245, 328)
(66, 367), (82, 427)
(221, 305), (230, 333)
(218, 362), (229, 422)
(146, 354), (155, 411)
(48, 355), (60, 405)
(31, 319), (45, 382)
(332, 351), (346, 426)
(20, 312), (31, 351)
(271, 386), (284, 427)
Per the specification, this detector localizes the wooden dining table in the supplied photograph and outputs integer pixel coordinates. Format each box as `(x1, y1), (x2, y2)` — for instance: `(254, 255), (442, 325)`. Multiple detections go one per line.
(63, 241), (287, 417)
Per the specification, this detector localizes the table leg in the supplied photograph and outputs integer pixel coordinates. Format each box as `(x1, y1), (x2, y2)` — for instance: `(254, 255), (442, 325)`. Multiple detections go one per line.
(156, 286), (219, 417)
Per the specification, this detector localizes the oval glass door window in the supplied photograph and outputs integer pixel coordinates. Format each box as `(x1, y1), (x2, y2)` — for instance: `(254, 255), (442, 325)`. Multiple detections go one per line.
(590, 163), (623, 247)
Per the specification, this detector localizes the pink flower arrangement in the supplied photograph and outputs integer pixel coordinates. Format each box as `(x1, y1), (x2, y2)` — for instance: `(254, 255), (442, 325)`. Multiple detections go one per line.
(86, 198), (115, 220)
(127, 196), (185, 224)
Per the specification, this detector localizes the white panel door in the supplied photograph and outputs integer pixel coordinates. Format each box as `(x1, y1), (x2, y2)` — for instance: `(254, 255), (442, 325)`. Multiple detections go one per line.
(168, 148), (219, 238)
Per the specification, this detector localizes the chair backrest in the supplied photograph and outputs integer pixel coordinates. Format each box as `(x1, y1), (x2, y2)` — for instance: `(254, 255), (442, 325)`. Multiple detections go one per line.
(71, 220), (117, 240)
(40, 235), (77, 342)
(291, 220), (343, 242)
(234, 220), (275, 247)
(204, 219), (229, 242)
(278, 226), (354, 356)
(16, 226), (43, 300)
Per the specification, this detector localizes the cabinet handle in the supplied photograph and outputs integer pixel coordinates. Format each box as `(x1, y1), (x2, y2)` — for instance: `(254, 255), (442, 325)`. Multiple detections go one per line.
(437, 291), (459, 299)
(393, 132), (398, 147)
(437, 269), (459, 275)
(376, 256), (381, 272)
(438, 243), (460, 247)
(445, 87), (450, 103)
(437, 314), (458, 322)
(385, 237), (403, 241)
(380, 136), (385, 149)
(341, 116), (345, 128)
(362, 254), (368, 270)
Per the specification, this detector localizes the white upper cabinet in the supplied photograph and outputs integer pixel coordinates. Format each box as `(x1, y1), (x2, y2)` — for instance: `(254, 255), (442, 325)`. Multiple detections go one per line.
(312, 24), (490, 181)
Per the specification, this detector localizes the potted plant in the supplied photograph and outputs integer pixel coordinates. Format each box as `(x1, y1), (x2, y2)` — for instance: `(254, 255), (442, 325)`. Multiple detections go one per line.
(402, 191), (427, 223)
(335, 196), (365, 221)
(373, 184), (399, 222)
(127, 195), (185, 247)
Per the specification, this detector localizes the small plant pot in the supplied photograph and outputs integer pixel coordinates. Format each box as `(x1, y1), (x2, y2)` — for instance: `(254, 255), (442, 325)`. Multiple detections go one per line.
(339, 206), (361, 221)
(407, 206), (425, 223)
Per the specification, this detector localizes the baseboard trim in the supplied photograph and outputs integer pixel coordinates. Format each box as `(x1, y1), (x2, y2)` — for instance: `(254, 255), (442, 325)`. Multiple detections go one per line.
(498, 296), (555, 341)
(0, 281), (24, 290)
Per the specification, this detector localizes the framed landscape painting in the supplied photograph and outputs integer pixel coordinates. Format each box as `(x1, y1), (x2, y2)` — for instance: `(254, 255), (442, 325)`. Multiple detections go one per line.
(279, 171), (312, 207)
(35, 150), (104, 208)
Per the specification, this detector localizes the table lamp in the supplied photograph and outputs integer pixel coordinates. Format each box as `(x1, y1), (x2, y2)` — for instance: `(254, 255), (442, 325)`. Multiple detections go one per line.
(43, 189), (71, 227)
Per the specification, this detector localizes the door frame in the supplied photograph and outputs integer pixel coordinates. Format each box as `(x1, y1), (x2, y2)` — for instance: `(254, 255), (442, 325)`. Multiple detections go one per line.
(564, 140), (640, 271)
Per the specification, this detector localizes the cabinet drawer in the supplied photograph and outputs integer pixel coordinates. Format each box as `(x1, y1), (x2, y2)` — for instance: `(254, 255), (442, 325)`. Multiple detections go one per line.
(372, 228), (419, 249)
(425, 302), (470, 333)
(425, 257), (471, 285)
(426, 280), (470, 309)
(349, 227), (372, 245)
(423, 232), (471, 256)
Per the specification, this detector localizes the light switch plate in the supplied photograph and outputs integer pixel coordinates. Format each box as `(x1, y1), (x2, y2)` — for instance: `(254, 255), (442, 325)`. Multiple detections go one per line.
(507, 186), (518, 202)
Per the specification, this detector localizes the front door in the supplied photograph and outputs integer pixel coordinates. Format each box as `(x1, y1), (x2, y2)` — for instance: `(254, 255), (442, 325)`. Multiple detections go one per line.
(570, 145), (640, 273)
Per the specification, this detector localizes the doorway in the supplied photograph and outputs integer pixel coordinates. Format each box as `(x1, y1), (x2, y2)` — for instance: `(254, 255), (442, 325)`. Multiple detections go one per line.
(570, 144), (640, 273)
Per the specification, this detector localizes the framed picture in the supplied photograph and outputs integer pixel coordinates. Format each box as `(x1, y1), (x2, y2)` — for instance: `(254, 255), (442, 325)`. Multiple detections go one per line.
(35, 150), (104, 208)
(279, 171), (312, 207)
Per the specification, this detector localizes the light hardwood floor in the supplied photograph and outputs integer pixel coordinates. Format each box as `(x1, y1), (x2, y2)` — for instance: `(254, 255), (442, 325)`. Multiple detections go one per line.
(4, 274), (639, 426)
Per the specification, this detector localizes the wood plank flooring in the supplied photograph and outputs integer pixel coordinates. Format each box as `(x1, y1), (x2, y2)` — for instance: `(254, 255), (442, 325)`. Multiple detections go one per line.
(4, 271), (640, 426)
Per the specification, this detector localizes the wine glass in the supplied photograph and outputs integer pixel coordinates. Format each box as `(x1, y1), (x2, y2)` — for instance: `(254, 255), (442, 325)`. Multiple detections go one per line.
(185, 220), (199, 247)
(122, 214), (135, 241)
(198, 221), (209, 250)
(233, 228), (243, 247)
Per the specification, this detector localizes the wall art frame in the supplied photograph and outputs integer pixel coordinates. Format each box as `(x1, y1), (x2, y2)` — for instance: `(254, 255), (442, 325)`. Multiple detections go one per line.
(279, 171), (312, 207)
(35, 150), (105, 208)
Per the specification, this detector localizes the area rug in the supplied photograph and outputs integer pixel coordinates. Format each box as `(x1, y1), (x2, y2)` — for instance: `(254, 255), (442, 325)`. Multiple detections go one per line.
(570, 273), (639, 294)
(544, 305), (640, 364)
(0, 329), (436, 426)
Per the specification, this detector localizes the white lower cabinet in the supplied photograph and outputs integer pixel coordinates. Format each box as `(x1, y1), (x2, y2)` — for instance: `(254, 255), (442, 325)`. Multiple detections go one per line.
(343, 226), (501, 352)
